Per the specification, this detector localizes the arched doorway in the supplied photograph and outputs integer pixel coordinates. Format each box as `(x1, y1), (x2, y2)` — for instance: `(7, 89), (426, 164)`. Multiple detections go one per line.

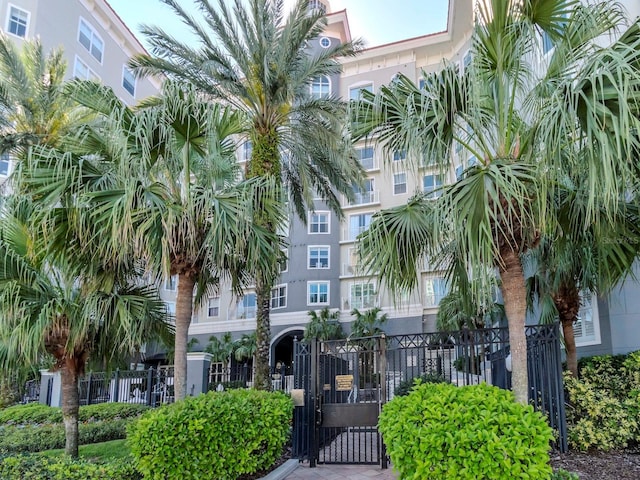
(271, 329), (304, 373)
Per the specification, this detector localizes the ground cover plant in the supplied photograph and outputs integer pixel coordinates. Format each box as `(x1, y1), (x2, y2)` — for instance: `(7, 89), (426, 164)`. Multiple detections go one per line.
(379, 382), (553, 479)
(128, 389), (293, 479)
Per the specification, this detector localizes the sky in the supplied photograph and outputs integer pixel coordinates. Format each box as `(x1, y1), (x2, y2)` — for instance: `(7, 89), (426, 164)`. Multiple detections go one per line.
(107, 0), (450, 50)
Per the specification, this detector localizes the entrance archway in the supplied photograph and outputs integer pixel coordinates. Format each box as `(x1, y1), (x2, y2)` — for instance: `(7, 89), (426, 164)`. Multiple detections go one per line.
(271, 329), (304, 372)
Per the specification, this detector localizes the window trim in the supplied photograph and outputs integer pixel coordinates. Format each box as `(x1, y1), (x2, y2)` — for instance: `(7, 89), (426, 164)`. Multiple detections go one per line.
(77, 17), (104, 64)
(422, 173), (444, 198)
(237, 292), (257, 319)
(122, 65), (136, 97)
(319, 36), (331, 48)
(348, 82), (374, 101)
(308, 211), (330, 234)
(424, 276), (448, 308)
(348, 212), (373, 241)
(270, 284), (288, 310)
(6, 4), (29, 39)
(307, 245), (330, 270)
(349, 282), (376, 310)
(307, 281), (330, 306)
(573, 294), (601, 347)
(164, 275), (178, 292)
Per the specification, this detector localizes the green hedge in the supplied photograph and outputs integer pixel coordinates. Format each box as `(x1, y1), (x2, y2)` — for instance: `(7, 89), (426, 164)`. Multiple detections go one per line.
(379, 382), (553, 480)
(393, 372), (447, 397)
(0, 419), (132, 454)
(0, 454), (140, 480)
(0, 402), (149, 425)
(128, 389), (293, 480)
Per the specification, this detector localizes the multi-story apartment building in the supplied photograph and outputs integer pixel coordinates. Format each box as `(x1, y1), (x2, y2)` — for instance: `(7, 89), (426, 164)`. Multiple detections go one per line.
(186, 0), (640, 370)
(0, 0), (159, 179)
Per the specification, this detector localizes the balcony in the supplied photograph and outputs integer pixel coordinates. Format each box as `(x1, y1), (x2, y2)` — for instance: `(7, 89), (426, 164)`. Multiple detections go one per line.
(342, 263), (365, 277)
(348, 190), (379, 207)
(342, 225), (370, 242)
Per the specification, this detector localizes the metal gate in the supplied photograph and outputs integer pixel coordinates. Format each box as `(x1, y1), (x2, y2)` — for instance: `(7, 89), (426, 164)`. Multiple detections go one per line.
(310, 336), (387, 467)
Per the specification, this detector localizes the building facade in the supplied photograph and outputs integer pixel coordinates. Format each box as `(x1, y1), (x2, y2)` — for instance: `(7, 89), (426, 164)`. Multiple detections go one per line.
(0, 0), (159, 179)
(184, 0), (640, 368)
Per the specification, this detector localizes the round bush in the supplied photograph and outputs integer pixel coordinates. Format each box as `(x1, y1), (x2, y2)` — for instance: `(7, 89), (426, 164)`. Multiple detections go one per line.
(379, 382), (553, 480)
(127, 389), (293, 480)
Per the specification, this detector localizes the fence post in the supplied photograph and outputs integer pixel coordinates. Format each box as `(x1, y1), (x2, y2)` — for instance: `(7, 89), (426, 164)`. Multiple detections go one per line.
(379, 334), (388, 469)
(113, 369), (120, 403)
(310, 338), (318, 468)
(86, 372), (93, 405)
(145, 368), (154, 406)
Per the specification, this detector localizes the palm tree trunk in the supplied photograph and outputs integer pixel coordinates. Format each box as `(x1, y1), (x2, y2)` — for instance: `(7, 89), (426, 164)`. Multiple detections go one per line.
(499, 249), (529, 404)
(174, 273), (196, 401)
(552, 284), (581, 377)
(254, 273), (272, 391)
(60, 358), (80, 458)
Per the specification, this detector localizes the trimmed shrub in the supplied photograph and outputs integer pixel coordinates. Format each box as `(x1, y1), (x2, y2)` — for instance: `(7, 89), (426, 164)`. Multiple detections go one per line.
(0, 419), (132, 454)
(393, 372), (447, 397)
(379, 382), (553, 480)
(564, 372), (637, 451)
(128, 389), (293, 480)
(0, 454), (141, 480)
(578, 354), (629, 397)
(551, 469), (579, 480)
(0, 402), (149, 426)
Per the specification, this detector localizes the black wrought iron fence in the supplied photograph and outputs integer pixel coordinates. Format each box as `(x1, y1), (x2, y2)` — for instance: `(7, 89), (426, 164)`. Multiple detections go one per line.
(77, 367), (175, 407)
(291, 323), (567, 461)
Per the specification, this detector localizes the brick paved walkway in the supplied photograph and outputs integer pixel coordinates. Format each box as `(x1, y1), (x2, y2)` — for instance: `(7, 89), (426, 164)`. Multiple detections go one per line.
(284, 463), (398, 479)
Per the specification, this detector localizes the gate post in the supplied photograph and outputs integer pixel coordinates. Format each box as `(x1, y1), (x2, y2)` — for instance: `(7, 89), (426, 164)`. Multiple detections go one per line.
(310, 338), (319, 468)
(378, 334), (388, 469)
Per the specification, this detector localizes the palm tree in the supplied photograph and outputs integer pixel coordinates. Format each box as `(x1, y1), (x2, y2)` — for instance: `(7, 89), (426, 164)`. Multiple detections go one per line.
(526, 179), (640, 376)
(39, 79), (284, 401)
(130, 0), (363, 390)
(352, 0), (640, 403)
(0, 35), (87, 155)
(0, 198), (170, 457)
(233, 332), (257, 363)
(303, 308), (345, 342)
(436, 288), (504, 332)
(206, 332), (235, 374)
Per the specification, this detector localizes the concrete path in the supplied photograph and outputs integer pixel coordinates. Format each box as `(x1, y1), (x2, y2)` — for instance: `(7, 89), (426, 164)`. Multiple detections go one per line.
(284, 463), (398, 479)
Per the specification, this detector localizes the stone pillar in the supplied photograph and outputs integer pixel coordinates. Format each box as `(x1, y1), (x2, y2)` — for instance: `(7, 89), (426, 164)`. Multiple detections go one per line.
(39, 369), (62, 407)
(186, 352), (213, 396)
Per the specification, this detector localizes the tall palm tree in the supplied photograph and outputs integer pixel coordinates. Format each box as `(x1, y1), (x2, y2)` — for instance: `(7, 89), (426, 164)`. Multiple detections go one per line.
(0, 198), (170, 457)
(352, 0), (640, 403)
(206, 331), (235, 373)
(303, 307), (345, 342)
(37, 79), (284, 401)
(130, 0), (363, 390)
(0, 35), (86, 155)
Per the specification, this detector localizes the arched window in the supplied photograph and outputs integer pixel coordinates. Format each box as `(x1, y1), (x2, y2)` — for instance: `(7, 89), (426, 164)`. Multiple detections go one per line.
(310, 76), (331, 99)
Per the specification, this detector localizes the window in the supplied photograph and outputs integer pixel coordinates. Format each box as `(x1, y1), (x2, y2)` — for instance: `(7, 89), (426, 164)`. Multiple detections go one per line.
(310, 0), (327, 14)
(423, 174), (443, 198)
(279, 248), (288, 273)
(356, 147), (374, 170)
(207, 297), (220, 318)
(542, 31), (554, 54)
(241, 141), (252, 161)
(574, 294), (601, 347)
(463, 51), (472, 69)
(73, 56), (99, 81)
(393, 150), (406, 162)
(308, 282), (329, 305)
(352, 178), (375, 205)
(350, 283), (376, 309)
(310, 75), (330, 99)
(319, 36), (330, 48)
(166, 301), (176, 316)
(270, 284), (287, 309)
(349, 213), (372, 240)
(393, 173), (407, 195)
(349, 83), (373, 101)
(78, 18), (104, 63)
(237, 293), (257, 319)
(468, 155), (478, 167)
(308, 246), (330, 269)
(455, 164), (464, 181)
(122, 66), (136, 97)
(0, 153), (10, 176)
(309, 211), (330, 234)
(7, 5), (28, 38)
(418, 78), (426, 90)
(425, 277), (448, 307)
(164, 275), (178, 291)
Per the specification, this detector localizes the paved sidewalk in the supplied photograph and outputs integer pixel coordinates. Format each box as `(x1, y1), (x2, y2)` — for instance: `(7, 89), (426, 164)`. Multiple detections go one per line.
(284, 463), (398, 479)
